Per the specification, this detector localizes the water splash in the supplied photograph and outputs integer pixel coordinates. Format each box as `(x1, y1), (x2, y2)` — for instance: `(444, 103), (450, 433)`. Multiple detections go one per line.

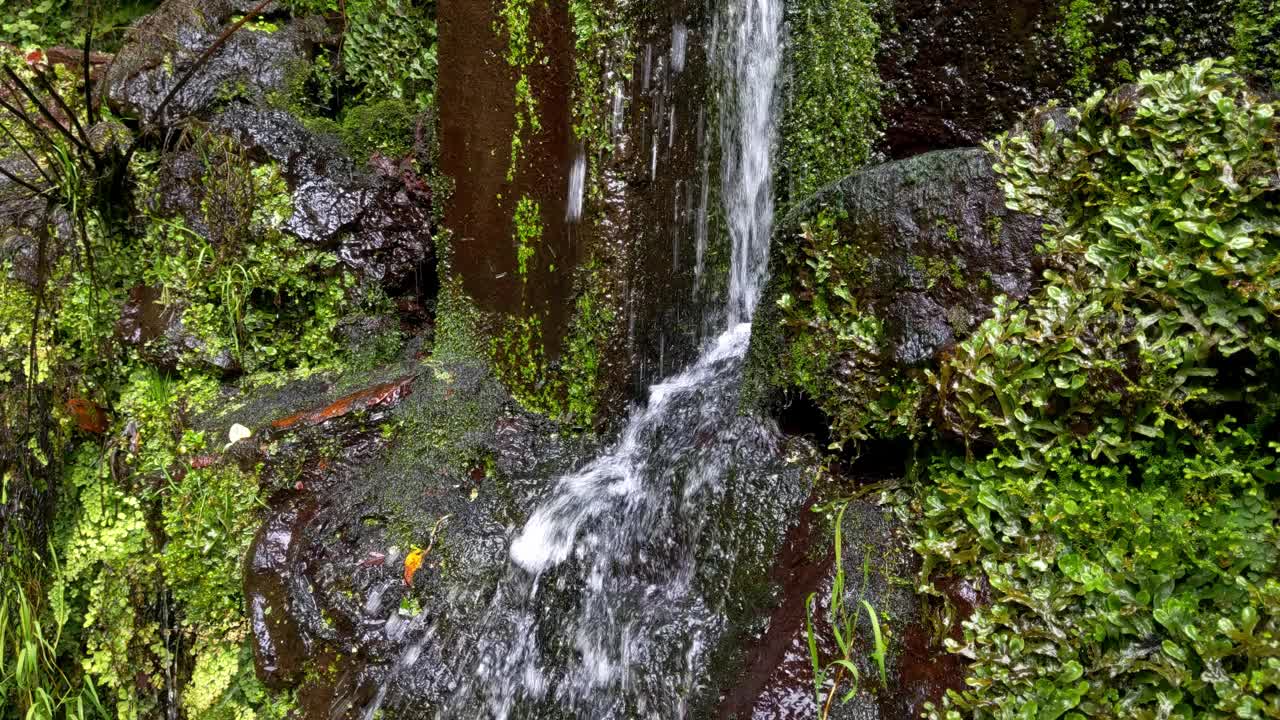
(567, 149), (586, 222)
(672, 22), (688, 73)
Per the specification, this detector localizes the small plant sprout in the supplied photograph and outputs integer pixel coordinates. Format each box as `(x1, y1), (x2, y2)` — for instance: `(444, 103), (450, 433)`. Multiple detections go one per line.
(804, 500), (890, 719)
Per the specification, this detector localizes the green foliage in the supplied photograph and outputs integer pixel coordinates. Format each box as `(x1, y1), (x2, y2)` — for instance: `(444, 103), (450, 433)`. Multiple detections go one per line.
(779, 0), (880, 204)
(920, 426), (1280, 719)
(1, 544), (107, 720)
(805, 501), (889, 718)
(0, 0), (159, 50)
(0, 49), (349, 720)
(944, 59), (1279, 462)
(912, 60), (1280, 719)
(137, 151), (348, 373)
(0, 0), (75, 47)
(773, 208), (922, 444)
(343, 0), (438, 108)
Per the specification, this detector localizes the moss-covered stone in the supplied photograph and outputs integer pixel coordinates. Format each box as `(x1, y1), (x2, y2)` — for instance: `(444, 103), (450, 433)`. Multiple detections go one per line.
(746, 149), (1043, 444)
(778, 0), (880, 207)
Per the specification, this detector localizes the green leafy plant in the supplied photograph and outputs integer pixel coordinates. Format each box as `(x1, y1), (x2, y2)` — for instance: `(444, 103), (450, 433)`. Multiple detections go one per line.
(804, 501), (889, 719)
(912, 59), (1280, 720)
(343, 0), (437, 108)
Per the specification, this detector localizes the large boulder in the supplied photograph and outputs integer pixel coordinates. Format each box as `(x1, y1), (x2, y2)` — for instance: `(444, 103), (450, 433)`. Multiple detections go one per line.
(746, 147), (1044, 439)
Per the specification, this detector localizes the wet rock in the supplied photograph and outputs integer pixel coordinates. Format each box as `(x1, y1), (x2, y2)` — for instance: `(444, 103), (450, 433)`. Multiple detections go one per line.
(876, 0), (1258, 158)
(0, 164), (74, 288)
(116, 285), (239, 374)
(223, 358), (579, 718)
(212, 105), (434, 292)
(103, 0), (323, 124)
(151, 151), (210, 237)
(722, 497), (969, 720)
(876, 0), (1067, 158)
(787, 148), (1042, 368)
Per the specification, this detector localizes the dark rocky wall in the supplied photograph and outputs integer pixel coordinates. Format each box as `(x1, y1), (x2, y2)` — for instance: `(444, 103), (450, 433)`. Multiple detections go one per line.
(606, 0), (727, 395)
(436, 0), (730, 418)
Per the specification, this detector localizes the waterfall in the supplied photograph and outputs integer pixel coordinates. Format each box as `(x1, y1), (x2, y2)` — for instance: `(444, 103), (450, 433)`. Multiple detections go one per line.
(721, 0), (782, 325)
(402, 0), (784, 716)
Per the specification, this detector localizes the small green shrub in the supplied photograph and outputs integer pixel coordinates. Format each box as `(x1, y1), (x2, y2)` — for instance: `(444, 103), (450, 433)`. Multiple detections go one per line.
(343, 0), (437, 108)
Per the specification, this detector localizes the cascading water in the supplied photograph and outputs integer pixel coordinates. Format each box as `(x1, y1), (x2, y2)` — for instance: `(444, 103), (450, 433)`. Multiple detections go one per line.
(721, 0), (782, 326)
(405, 0), (784, 716)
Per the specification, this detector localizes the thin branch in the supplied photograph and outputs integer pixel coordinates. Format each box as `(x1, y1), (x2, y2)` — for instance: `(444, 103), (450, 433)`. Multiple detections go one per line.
(32, 67), (97, 159)
(1, 66), (90, 155)
(0, 91), (53, 150)
(0, 162), (48, 196)
(83, 29), (97, 126)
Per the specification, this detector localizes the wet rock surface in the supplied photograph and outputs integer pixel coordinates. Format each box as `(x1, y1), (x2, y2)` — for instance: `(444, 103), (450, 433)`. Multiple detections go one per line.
(876, 0), (1257, 158)
(782, 147), (1042, 368)
(104, 0), (324, 123)
(212, 105), (435, 292)
(220, 356), (593, 718)
(718, 496), (969, 720)
(876, 0), (1066, 158)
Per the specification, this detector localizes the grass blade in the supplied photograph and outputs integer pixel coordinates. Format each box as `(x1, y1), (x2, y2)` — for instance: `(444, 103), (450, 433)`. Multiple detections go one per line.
(861, 599), (888, 688)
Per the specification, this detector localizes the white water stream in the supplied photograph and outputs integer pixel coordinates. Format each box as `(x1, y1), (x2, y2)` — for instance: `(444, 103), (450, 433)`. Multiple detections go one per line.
(369, 0), (784, 716)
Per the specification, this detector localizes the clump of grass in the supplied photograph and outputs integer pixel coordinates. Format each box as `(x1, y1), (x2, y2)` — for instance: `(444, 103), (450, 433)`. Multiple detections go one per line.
(804, 500), (889, 719)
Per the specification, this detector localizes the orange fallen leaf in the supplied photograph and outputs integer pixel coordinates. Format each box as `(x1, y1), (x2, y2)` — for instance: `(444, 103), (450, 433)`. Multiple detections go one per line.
(403, 548), (425, 586)
(66, 397), (108, 434)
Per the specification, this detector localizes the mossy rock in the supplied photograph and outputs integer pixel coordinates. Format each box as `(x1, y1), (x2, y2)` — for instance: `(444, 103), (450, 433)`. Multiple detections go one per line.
(746, 148), (1043, 441)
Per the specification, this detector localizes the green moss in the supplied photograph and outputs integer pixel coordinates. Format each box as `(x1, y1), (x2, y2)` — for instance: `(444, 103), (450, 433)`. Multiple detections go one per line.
(340, 99), (420, 162)
(513, 196), (542, 278)
(1232, 0), (1280, 86)
(485, 257), (617, 424)
(1058, 0), (1110, 93)
(779, 0), (880, 204)
(500, 0), (542, 180)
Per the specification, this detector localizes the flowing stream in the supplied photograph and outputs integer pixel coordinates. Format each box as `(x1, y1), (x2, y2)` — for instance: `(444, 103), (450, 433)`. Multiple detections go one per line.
(386, 0), (784, 716)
